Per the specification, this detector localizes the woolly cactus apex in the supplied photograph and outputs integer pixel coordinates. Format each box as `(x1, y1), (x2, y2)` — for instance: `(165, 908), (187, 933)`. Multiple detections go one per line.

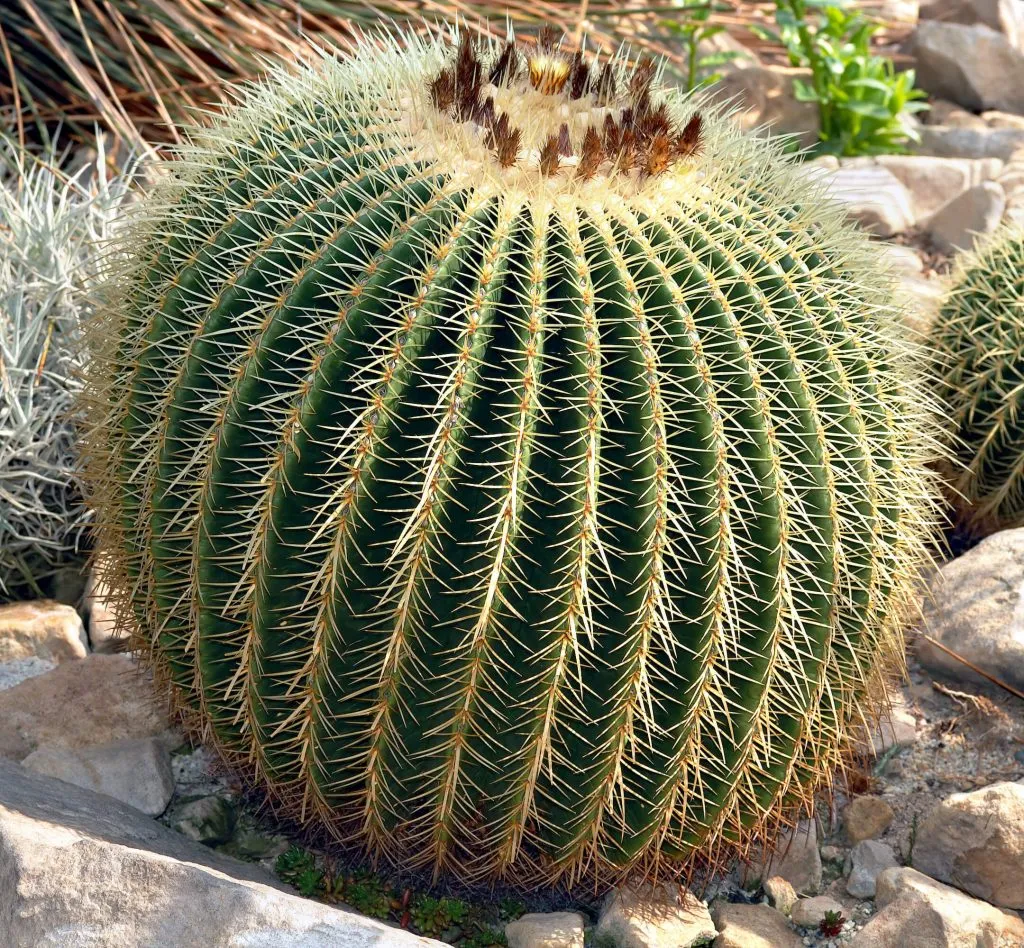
(80, 28), (941, 886)
(931, 224), (1024, 535)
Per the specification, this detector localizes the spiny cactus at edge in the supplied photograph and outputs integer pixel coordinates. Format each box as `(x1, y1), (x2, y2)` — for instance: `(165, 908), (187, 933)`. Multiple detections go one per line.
(79, 27), (941, 886)
(931, 224), (1024, 535)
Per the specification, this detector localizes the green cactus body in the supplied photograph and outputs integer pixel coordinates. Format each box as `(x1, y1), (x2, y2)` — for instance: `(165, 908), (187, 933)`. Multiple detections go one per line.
(82, 30), (938, 884)
(931, 225), (1024, 534)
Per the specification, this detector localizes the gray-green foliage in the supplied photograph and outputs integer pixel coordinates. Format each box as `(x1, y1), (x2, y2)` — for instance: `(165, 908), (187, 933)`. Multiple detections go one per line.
(0, 135), (132, 598)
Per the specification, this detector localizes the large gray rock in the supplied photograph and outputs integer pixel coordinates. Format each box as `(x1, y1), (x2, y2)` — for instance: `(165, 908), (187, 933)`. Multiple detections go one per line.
(22, 738), (174, 816)
(0, 600), (88, 664)
(911, 22), (1024, 113)
(846, 840), (899, 899)
(850, 867), (1024, 947)
(874, 154), (1003, 219)
(596, 884), (716, 948)
(917, 125), (1024, 160)
(920, 0), (1024, 48)
(710, 902), (802, 948)
(927, 180), (1006, 252)
(0, 653), (173, 761)
(822, 165), (916, 236)
(0, 758), (439, 947)
(912, 782), (1024, 908)
(919, 528), (1024, 691)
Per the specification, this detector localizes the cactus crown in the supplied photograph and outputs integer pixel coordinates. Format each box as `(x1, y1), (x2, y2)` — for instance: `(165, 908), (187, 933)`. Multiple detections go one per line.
(80, 28), (940, 887)
(931, 224), (1024, 534)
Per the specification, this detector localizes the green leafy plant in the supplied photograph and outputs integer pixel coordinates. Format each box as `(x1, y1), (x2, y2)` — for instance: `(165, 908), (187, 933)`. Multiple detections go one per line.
(498, 898), (526, 921)
(82, 26), (939, 886)
(295, 866), (325, 898)
(462, 927), (509, 948)
(664, 2), (745, 93)
(754, 0), (927, 156)
(274, 846), (317, 885)
(343, 874), (395, 920)
(411, 895), (470, 939)
(929, 226), (1024, 535)
(0, 133), (132, 600)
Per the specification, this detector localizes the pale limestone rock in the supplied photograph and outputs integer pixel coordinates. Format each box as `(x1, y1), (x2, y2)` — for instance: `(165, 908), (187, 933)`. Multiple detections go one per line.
(790, 895), (845, 929)
(850, 866), (1024, 947)
(0, 600), (87, 664)
(0, 759), (439, 948)
(847, 840), (900, 899)
(927, 181), (1006, 252)
(596, 884), (716, 948)
(874, 155), (1003, 220)
(0, 653), (172, 761)
(863, 690), (919, 756)
(917, 125), (1024, 160)
(984, 111), (1024, 129)
(911, 22), (1024, 113)
(506, 912), (585, 948)
(763, 876), (797, 916)
(919, 528), (1024, 692)
(23, 737), (173, 816)
(711, 902), (802, 948)
(821, 165), (916, 237)
(912, 782), (1024, 908)
(843, 796), (895, 844)
(83, 566), (126, 653)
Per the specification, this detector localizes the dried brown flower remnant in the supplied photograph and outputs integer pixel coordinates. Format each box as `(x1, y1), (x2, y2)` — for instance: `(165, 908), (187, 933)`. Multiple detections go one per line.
(557, 123), (572, 157)
(487, 112), (522, 168)
(603, 113), (620, 155)
(454, 34), (483, 120)
(594, 62), (616, 105)
(675, 113), (704, 158)
(577, 125), (604, 180)
(489, 41), (519, 87)
(568, 51), (589, 100)
(429, 69), (456, 114)
(643, 132), (672, 178)
(424, 30), (704, 181)
(539, 135), (561, 176)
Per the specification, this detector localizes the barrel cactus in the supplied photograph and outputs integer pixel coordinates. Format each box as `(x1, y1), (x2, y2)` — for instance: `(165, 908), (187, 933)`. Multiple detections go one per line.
(931, 225), (1024, 535)
(81, 28), (939, 885)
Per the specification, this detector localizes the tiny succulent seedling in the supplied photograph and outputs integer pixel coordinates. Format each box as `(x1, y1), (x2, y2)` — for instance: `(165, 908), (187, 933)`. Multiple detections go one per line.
(82, 25), (940, 886)
(819, 908), (846, 937)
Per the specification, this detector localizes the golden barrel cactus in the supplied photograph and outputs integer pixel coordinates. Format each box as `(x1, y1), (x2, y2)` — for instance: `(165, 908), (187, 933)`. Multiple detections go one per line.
(81, 28), (939, 885)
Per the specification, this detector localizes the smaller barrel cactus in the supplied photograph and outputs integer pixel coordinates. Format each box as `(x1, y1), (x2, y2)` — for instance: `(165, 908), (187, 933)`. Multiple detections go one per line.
(931, 225), (1024, 534)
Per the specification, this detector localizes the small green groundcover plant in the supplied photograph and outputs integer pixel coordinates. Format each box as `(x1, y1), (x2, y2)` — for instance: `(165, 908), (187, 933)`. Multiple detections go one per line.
(274, 847), (510, 944)
(755, 0), (928, 156)
(81, 25), (939, 887)
(930, 225), (1024, 536)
